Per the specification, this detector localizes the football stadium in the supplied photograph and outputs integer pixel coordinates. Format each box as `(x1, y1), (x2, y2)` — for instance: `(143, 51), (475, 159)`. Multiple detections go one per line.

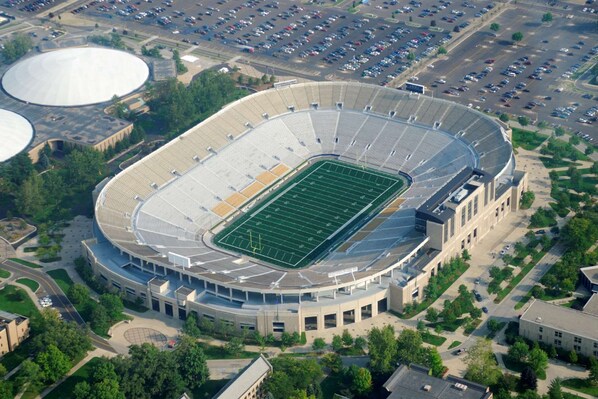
(85, 81), (528, 334)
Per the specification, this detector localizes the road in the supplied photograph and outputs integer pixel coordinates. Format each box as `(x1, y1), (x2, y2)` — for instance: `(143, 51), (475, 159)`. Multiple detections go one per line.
(0, 259), (116, 353)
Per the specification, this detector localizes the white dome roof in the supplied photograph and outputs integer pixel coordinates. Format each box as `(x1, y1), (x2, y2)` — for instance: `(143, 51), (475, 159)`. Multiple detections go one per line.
(2, 48), (149, 107)
(0, 109), (34, 162)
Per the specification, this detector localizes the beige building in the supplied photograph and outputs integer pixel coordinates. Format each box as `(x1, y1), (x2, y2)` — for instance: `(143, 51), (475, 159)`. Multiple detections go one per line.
(215, 354), (272, 399)
(83, 82), (525, 334)
(0, 311), (30, 356)
(519, 299), (598, 359)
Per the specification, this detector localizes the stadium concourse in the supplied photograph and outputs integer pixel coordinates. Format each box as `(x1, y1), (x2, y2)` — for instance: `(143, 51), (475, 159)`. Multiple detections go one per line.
(84, 81), (527, 334)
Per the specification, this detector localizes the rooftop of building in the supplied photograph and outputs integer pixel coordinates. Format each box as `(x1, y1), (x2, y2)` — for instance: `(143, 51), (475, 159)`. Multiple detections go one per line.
(383, 364), (492, 399)
(582, 293), (598, 316)
(215, 354), (272, 399)
(520, 299), (598, 340)
(581, 265), (598, 285)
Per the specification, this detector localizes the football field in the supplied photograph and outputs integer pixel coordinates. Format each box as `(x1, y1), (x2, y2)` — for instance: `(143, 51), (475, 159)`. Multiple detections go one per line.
(213, 160), (407, 269)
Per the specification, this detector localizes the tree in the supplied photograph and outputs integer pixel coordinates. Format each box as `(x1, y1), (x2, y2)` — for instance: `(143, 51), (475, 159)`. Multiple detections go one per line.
(175, 335), (209, 390)
(321, 353), (342, 374)
(490, 23), (500, 32)
(37, 344), (72, 383)
(499, 113), (509, 122)
(588, 357), (598, 386)
(512, 32), (523, 44)
(437, 46), (447, 55)
(464, 338), (502, 386)
(16, 172), (45, 217)
(396, 329), (424, 365)
(470, 307), (482, 319)
(568, 349), (578, 363)
(90, 303), (110, 334)
(331, 334), (343, 351)
(570, 135), (580, 145)
(518, 116), (530, 126)
(18, 359), (42, 390)
(1, 34), (33, 64)
(542, 12), (553, 22)
(341, 329), (354, 347)
(407, 51), (416, 61)
(425, 307), (439, 322)
(312, 337), (326, 352)
(182, 313), (201, 338)
(487, 318), (502, 334)
(68, 283), (90, 305)
(281, 332), (295, 348)
(555, 126), (566, 137)
(346, 365), (372, 396)
(531, 285), (545, 298)
(100, 293), (125, 320)
(519, 366), (538, 391)
(528, 346), (548, 375)
(462, 249), (471, 260)
(267, 357), (323, 398)
(367, 325), (397, 374)
(224, 337), (245, 357)
(423, 347), (445, 377)
(585, 146), (594, 156)
(172, 49), (188, 74)
(354, 336), (366, 351)
(548, 378), (564, 399)
(508, 340), (529, 363)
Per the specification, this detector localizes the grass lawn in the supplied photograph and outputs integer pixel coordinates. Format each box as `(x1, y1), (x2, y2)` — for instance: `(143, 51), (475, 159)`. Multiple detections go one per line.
(192, 379), (230, 399)
(426, 318), (466, 332)
(512, 128), (548, 150)
(0, 268), (10, 278)
(0, 285), (40, 317)
(448, 341), (462, 350)
(463, 318), (482, 336)
(44, 357), (103, 399)
(9, 258), (42, 269)
(422, 333), (447, 346)
(197, 342), (260, 360)
(15, 278), (39, 292)
(337, 347), (366, 356)
(47, 268), (74, 293)
(562, 378), (598, 397)
(539, 157), (577, 169)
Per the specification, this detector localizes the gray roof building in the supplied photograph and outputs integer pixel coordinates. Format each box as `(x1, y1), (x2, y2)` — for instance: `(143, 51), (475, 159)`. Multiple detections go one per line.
(520, 299), (598, 341)
(383, 364), (493, 399)
(215, 354), (272, 399)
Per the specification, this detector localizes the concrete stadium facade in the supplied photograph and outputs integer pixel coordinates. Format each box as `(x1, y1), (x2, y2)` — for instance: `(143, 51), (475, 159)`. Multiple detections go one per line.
(83, 81), (527, 334)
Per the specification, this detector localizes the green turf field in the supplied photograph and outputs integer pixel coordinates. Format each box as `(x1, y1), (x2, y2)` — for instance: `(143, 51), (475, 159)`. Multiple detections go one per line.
(214, 160), (406, 268)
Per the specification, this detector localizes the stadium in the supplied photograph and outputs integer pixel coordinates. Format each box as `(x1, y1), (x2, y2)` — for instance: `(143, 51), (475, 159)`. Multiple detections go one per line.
(84, 81), (527, 334)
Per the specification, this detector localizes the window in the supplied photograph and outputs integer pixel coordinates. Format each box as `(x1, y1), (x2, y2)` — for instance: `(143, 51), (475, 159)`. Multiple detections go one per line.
(501, 202), (505, 212)
(273, 322), (285, 333)
(461, 210), (466, 227)
(473, 228), (477, 238)
(594, 342), (598, 348)
(467, 234), (471, 244)
(450, 217), (455, 237)
(555, 331), (562, 338)
(506, 197), (510, 207)
(461, 240), (465, 250)
(538, 335), (542, 341)
(554, 339), (562, 346)
(474, 196), (479, 215)
(444, 223), (449, 243)
(539, 327), (543, 333)
(495, 208), (499, 217)
(574, 337), (582, 344)
(467, 201), (472, 221)
(574, 345), (581, 352)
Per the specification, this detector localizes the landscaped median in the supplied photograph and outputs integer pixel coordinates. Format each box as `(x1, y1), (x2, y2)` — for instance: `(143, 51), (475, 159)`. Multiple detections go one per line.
(9, 257), (42, 268)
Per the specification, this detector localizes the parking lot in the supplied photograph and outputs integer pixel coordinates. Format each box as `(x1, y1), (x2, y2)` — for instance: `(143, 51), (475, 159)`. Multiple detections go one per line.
(413, 4), (598, 140)
(69, 0), (506, 85)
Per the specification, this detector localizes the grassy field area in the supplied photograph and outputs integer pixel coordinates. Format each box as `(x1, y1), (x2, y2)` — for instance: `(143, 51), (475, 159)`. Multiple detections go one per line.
(44, 357), (103, 399)
(8, 258), (42, 269)
(448, 341), (462, 350)
(47, 269), (73, 294)
(426, 318), (466, 332)
(422, 333), (447, 346)
(192, 379), (230, 399)
(0, 268), (10, 278)
(512, 128), (548, 150)
(539, 157), (577, 169)
(0, 285), (40, 317)
(214, 160), (406, 268)
(562, 378), (598, 397)
(15, 278), (39, 292)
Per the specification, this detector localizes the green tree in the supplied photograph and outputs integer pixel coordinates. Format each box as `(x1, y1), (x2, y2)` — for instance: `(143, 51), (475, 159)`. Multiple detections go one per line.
(341, 329), (354, 347)
(172, 49), (188, 74)
(437, 46), (447, 55)
(68, 283), (90, 305)
(518, 116), (530, 126)
(407, 51), (416, 61)
(569, 135), (580, 145)
(224, 337), (245, 357)
(423, 347), (445, 377)
(18, 359), (42, 390)
(554, 126), (566, 137)
(321, 353), (342, 374)
(568, 349), (578, 363)
(499, 113), (509, 122)
(1, 34), (33, 64)
(312, 337), (326, 352)
(425, 307), (439, 322)
(548, 378), (564, 399)
(99, 293), (124, 320)
(396, 329), (425, 366)
(175, 335), (209, 390)
(487, 318), (502, 334)
(367, 325), (397, 374)
(542, 12), (553, 22)
(531, 285), (545, 298)
(346, 365), (372, 396)
(490, 23), (500, 32)
(512, 32), (523, 44)
(331, 334), (343, 351)
(464, 338), (502, 386)
(519, 366), (538, 391)
(508, 340), (529, 363)
(90, 303), (110, 334)
(37, 344), (72, 383)
(528, 347), (548, 375)
(354, 336), (366, 351)
(16, 172), (45, 217)
(588, 357), (598, 385)
(182, 313), (201, 338)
